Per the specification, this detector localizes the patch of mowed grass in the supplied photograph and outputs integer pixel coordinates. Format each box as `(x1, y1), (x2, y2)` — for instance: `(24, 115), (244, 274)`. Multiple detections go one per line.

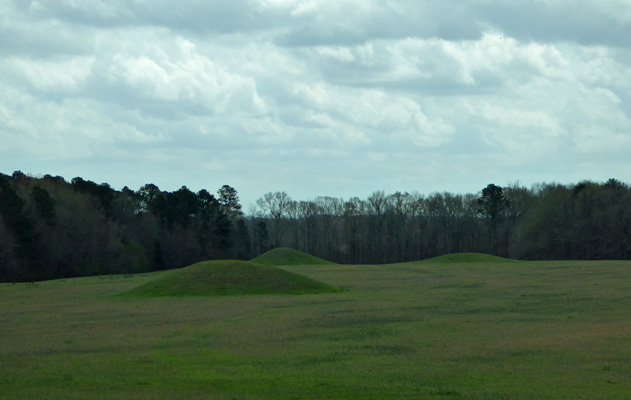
(2, 259), (631, 399)
(251, 247), (336, 266)
(124, 260), (340, 297)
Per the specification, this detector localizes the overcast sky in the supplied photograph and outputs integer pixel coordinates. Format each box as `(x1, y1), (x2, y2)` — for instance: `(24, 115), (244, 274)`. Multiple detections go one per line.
(2, 0), (630, 208)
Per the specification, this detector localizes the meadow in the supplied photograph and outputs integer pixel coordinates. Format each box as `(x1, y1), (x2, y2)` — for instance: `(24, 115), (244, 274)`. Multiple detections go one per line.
(1, 250), (631, 399)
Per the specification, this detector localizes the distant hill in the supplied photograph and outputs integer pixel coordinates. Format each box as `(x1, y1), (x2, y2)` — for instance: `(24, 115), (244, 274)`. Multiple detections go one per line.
(126, 260), (339, 297)
(251, 247), (336, 266)
(420, 253), (516, 263)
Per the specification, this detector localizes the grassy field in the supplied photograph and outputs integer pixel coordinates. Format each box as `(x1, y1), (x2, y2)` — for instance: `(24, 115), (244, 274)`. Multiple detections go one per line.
(1, 253), (631, 399)
(125, 259), (339, 297)
(250, 247), (336, 266)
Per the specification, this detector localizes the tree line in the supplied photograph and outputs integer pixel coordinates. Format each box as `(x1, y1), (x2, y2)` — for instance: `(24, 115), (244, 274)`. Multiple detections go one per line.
(251, 179), (631, 264)
(0, 171), (249, 282)
(1, 170), (630, 282)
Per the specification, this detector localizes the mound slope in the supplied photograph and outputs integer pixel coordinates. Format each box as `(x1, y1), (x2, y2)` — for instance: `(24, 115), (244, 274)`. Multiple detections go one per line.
(251, 247), (335, 266)
(126, 260), (338, 297)
(421, 253), (515, 263)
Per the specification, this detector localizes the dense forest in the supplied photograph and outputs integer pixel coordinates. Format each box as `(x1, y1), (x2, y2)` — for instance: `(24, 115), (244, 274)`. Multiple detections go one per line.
(1, 171), (630, 282)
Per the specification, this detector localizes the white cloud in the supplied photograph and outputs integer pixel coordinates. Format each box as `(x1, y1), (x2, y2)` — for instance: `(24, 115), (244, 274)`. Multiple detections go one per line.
(242, 117), (294, 144)
(2, 56), (94, 93)
(290, 0), (318, 17)
(291, 81), (454, 147)
(569, 86), (631, 154)
(0, 79), (166, 159)
(1, 0), (631, 204)
(93, 32), (271, 123)
(314, 46), (355, 63)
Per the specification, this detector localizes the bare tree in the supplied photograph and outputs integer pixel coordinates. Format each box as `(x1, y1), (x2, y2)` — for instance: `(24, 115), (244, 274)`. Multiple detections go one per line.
(367, 191), (390, 263)
(256, 192), (293, 247)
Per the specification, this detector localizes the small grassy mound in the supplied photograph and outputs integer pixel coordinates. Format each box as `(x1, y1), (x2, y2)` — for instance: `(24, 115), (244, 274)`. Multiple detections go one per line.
(126, 260), (339, 297)
(251, 247), (335, 266)
(421, 253), (515, 263)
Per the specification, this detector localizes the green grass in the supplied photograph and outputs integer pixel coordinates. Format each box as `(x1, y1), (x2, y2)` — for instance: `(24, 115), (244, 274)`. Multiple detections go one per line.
(420, 252), (516, 263)
(251, 247), (336, 266)
(2, 256), (631, 399)
(125, 260), (339, 297)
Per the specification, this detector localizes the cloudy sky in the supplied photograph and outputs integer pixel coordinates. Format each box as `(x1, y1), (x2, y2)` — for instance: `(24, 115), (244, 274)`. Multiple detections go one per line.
(2, 0), (630, 208)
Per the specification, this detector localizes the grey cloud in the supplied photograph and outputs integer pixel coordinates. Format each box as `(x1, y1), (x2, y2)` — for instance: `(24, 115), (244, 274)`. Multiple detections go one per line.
(0, 25), (93, 57)
(20, 0), (283, 34)
(127, 0), (275, 34)
(474, 0), (631, 47)
(0, 3), (92, 57)
(275, 1), (484, 47)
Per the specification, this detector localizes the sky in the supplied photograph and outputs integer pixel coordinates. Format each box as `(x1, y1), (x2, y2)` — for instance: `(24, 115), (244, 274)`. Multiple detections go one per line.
(1, 0), (630, 209)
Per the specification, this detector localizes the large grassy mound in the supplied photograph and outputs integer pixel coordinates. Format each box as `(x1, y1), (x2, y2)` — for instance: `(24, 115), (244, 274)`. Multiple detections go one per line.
(126, 260), (339, 297)
(421, 253), (515, 263)
(251, 247), (336, 266)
